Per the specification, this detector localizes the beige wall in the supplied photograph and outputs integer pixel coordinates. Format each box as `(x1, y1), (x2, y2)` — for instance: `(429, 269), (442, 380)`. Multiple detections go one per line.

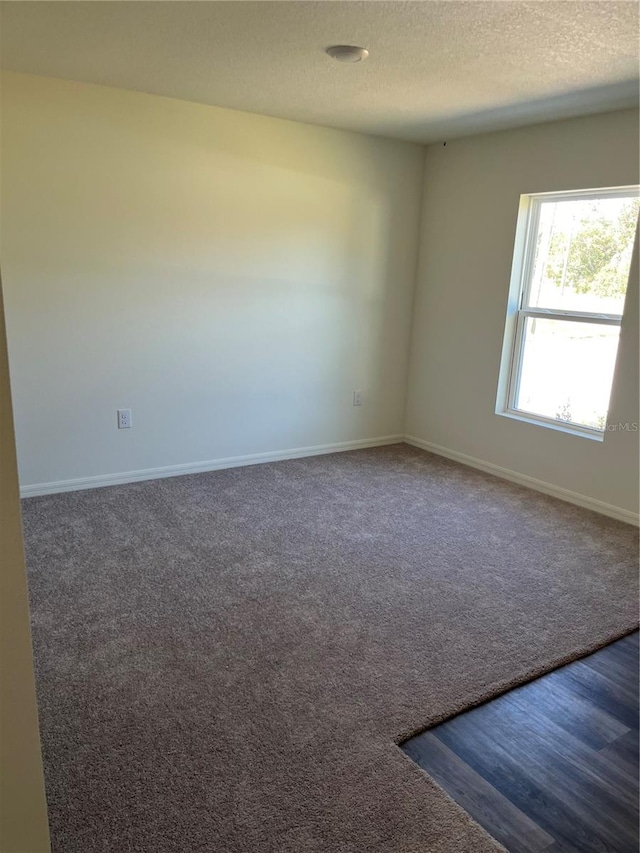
(0, 276), (50, 852)
(406, 109), (640, 516)
(2, 73), (638, 518)
(0, 72), (423, 490)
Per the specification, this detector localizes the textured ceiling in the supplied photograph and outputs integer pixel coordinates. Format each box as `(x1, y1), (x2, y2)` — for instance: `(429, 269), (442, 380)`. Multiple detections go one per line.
(0, 1), (638, 143)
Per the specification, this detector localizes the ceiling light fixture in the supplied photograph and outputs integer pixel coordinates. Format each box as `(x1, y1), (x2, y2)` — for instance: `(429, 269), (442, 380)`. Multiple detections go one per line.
(326, 45), (369, 63)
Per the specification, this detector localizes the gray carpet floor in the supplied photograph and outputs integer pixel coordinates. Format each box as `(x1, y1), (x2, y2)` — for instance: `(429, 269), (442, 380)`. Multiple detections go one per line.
(22, 444), (638, 853)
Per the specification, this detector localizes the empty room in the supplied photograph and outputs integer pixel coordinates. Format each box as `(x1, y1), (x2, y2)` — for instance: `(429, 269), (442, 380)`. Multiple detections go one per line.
(1, 2), (638, 852)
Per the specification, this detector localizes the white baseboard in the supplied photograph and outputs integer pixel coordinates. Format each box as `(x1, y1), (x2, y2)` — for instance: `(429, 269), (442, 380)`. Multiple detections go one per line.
(20, 434), (404, 498)
(405, 435), (639, 527)
(20, 433), (639, 526)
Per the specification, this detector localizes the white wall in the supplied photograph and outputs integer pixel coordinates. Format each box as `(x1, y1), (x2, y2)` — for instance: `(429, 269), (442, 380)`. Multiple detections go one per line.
(3, 74), (637, 518)
(0, 275), (50, 853)
(1, 72), (424, 490)
(406, 109), (640, 517)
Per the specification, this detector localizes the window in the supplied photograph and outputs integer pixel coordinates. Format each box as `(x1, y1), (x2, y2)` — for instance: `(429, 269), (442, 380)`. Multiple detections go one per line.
(497, 187), (639, 439)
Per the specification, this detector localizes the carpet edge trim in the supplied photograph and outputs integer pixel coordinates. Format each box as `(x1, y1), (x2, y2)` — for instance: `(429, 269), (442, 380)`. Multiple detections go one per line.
(404, 435), (639, 526)
(20, 434), (404, 497)
(394, 622), (639, 745)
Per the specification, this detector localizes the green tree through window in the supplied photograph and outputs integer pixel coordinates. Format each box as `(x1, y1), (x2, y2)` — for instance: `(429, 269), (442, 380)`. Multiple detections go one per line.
(546, 199), (639, 299)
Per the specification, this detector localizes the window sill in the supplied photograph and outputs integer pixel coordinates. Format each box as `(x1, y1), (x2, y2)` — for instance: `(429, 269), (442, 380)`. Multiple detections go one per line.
(496, 409), (604, 442)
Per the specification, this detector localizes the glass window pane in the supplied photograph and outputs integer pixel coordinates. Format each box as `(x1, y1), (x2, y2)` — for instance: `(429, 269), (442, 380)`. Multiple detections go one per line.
(514, 318), (620, 431)
(527, 196), (639, 315)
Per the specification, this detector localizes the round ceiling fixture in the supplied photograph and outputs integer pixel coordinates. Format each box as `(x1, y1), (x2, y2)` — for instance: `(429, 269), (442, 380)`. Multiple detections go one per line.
(326, 45), (369, 63)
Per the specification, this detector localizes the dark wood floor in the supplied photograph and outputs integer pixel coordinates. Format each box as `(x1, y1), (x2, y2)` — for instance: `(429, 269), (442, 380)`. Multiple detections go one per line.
(402, 632), (639, 853)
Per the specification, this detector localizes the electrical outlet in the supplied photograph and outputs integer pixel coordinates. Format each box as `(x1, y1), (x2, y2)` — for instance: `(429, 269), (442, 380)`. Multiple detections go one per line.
(117, 408), (132, 429)
(353, 390), (362, 407)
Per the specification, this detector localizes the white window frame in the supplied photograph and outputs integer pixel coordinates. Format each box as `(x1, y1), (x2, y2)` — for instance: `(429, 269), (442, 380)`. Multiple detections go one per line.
(496, 185), (639, 441)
